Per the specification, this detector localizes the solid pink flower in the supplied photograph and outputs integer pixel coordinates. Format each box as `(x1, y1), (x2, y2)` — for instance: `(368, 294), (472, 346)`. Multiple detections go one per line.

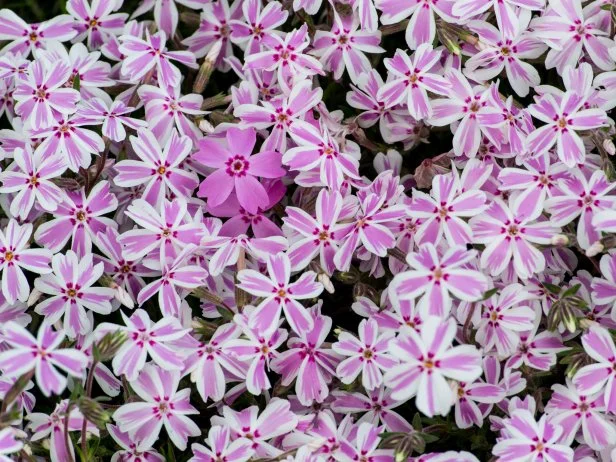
(0, 219), (52, 304)
(195, 127), (285, 214)
(99, 309), (190, 381)
(113, 364), (200, 450)
(390, 243), (489, 318)
(237, 251), (323, 336)
(190, 425), (254, 462)
(492, 409), (573, 462)
(333, 317), (397, 391)
(0, 10), (76, 56)
(13, 60), (80, 131)
(0, 321), (88, 397)
(378, 45), (450, 121)
(66, 0), (127, 49)
(0, 145), (67, 219)
(34, 181), (118, 257)
(34, 250), (115, 338)
(114, 129), (199, 207)
(384, 317), (483, 417)
(311, 13), (384, 84)
(119, 30), (197, 89)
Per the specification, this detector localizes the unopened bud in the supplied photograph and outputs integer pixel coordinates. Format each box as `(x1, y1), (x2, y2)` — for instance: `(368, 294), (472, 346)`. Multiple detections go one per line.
(550, 234), (569, 247)
(604, 139), (616, 156)
(586, 241), (604, 257)
(333, 267), (360, 284)
(193, 41), (222, 94)
(180, 11), (201, 27)
(114, 285), (134, 309)
(353, 282), (378, 303)
(77, 397), (110, 429)
(93, 331), (127, 362)
(199, 119), (215, 134)
(318, 273), (335, 294)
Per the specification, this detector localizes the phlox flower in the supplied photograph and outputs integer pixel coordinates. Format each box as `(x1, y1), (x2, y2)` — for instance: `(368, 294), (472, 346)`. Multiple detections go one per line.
(333, 317), (397, 391)
(132, 0), (207, 37)
(0, 145), (66, 219)
(34, 181), (118, 257)
(230, 0), (288, 56)
(592, 253), (616, 310)
(13, 60), (80, 131)
(107, 424), (164, 462)
(0, 428), (22, 462)
(114, 129), (199, 207)
(390, 243), (489, 318)
(34, 250), (115, 338)
(77, 95), (147, 142)
(506, 325), (567, 371)
(0, 322), (88, 397)
(545, 380), (616, 450)
(190, 425), (254, 462)
(0, 9), (76, 56)
(545, 170), (616, 250)
(453, 376), (505, 430)
(67, 0), (127, 50)
(211, 398), (298, 458)
(195, 127), (285, 214)
(113, 364), (200, 451)
(311, 13), (384, 84)
(237, 252), (323, 336)
(271, 308), (341, 406)
(244, 25), (324, 93)
(119, 30), (197, 89)
(378, 45), (450, 121)
(384, 316), (483, 417)
(475, 284), (536, 358)
(0, 219), (52, 304)
(492, 409), (573, 462)
(338, 422), (392, 462)
(99, 309), (190, 381)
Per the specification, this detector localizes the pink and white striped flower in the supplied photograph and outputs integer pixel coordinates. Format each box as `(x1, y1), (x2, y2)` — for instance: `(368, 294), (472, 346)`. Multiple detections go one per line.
(0, 10), (76, 56)
(190, 425), (254, 462)
(77, 96), (146, 142)
(230, 0), (288, 56)
(66, 0), (128, 50)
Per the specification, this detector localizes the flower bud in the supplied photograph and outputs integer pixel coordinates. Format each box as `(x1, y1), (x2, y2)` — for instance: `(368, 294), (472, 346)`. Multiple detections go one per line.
(27, 288), (42, 307)
(193, 41), (222, 94)
(586, 241), (604, 257)
(77, 397), (111, 429)
(93, 331), (127, 362)
(604, 138), (616, 156)
(550, 234), (569, 247)
(114, 285), (134, 309)
(199, 119), (215, 134)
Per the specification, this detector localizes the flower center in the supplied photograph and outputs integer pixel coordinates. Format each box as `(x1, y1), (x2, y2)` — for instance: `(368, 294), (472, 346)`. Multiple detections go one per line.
(362, 349), (374, 360)
(433, 268), (444, 281)
(67, 288), (77, 298)
(162, 228), (172, 237)
(490, 311), (498, 321)
(157, 166), (166, 175)
(29, 32), (38, 42)
(260, 345), (269, 354)
(557, 117), (568, 129)
(76, 211), (86, 221)
(507, 225), (519, 236)
(501, 46), (511, 56)
(4, 251), (14, 262)
(89, 18), (98, 27)
(469, 101), (481, 112)
(409, 74), (419, 84)
(318, 230), (329, 241)
(277, 288), (286, 298)
(338, 35), (349, 45)
(122, 264), (131, 273)
(36, 87), (47, 100)
(280, 49), (290, 60)
(29, 175), (39, 186)
(226, 155), (249, 176)
(423, 359), (435, 369)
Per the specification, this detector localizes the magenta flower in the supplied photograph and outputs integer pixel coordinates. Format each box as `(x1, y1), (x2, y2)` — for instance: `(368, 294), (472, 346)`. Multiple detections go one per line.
(211, 398), (298, 458)
(113, 364), (200, 451)
(120, 198), (204, 265)
(333, 318), (397, 391)
(77, 96), (147, 142)
(409, 172), (487, 247)
(493, 409), (573, 462)
(0, 10), (76, 56)
(13, 60), (80, 131)
(377, 0), (455, 49)
(138, 84), (205, 143)
(526, 91), (608, 167)
(34, 250), (114, 338)
(119, 30), (197, 89)
(282, 124), (360, 191)
(545, 170), (616, 250)
(532, 0), (615, 72)
(465, 18), (546, 97)
(244, 25), (324, 93)
(190, 425), (254, 462)
(185, 322), (246, 402)
(475, 284), (535, 358)
(0, 321), (88, 397)
(390, 243), (489, 318)
(384, 317), (483, 417)
(227, 315), (287, 395)
(284, 189), (351, 274)
(114, 129), (198, 207)
(311, 14), (384, 84)
(0, 219), (52, 304)
(546, 381), (616, 450)
(378, 45), (450, 121)
(237, 252), (323, 336)
(230, 0), (288, 56)
(100, 309), (190, 381)
(195, 127), (285, 214)
(334, 192), (407, 272)
(0, 145), (66, 219)
(34, 181), (118, 257)
(107, 424), (164, 462)
(470, 197), (560, 280)
(573, 325), (616, 413)
(66, 0), (127, 49)
(31, 113), (105, 172)
(271, 308), (340, 406)
(235, 78), (322, 153)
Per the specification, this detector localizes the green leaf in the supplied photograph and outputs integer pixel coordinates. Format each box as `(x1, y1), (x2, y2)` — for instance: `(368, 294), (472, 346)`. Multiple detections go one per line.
(543, 283), (561, 295)
(72, 74), (80, 91)
(481, 288), (498, 300)
(412, 413), (422, 431)
(562, 284), (581, 298)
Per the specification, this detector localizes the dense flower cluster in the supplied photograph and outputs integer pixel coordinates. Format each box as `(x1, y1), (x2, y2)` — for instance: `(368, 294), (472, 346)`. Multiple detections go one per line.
(0, 0), (615, 460)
